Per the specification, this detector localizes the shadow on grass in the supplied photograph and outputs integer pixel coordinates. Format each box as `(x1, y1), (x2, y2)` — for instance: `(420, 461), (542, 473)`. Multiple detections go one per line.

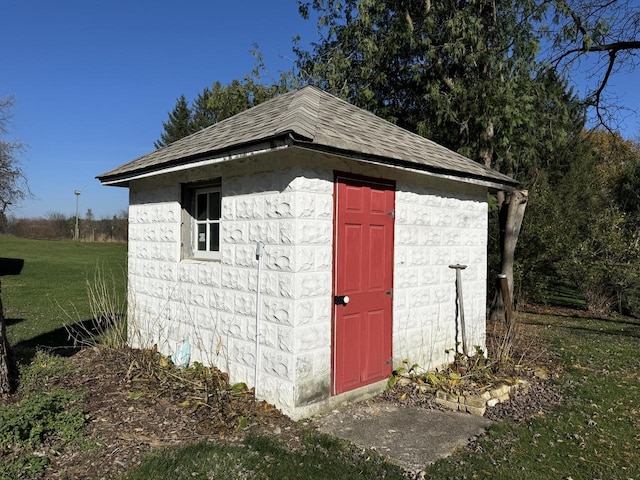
(12, 316), (120, 365)
(544, 279), (588, 310)
(4, 317), (25, 327)
(525, 312), (640, 339)
(125, 432), (406, 480)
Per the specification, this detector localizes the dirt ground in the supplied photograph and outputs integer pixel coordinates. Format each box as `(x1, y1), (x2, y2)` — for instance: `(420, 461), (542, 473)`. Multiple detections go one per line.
(34, 347), (301, 480)
(10, 318), (564, 479)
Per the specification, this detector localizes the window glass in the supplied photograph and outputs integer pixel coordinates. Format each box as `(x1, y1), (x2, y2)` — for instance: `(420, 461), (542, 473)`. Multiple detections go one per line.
(196, 193), (207, 220)
(210, 192), (221, 220)
(197, 223), (206, 251)
(209, 223), (219, 252)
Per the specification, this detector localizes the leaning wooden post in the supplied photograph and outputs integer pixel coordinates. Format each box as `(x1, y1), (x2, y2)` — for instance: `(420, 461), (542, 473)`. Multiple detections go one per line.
(0, 279), (17, 393)
(495, 273), (518, 364)
(0, 257), (24, 394)
(498, 274), (513, 325)
(449, 264), (468, 357)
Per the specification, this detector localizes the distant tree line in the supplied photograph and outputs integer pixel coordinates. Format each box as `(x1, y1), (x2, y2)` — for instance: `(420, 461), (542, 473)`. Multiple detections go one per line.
(0, 208), (128, 242)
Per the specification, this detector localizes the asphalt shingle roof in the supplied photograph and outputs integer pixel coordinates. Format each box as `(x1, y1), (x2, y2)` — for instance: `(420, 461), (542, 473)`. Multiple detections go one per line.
(98, 85), (517, 189)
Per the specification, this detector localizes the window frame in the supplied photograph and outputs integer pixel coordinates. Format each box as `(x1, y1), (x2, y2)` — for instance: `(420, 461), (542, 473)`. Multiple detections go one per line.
(182, 180), (222, 261)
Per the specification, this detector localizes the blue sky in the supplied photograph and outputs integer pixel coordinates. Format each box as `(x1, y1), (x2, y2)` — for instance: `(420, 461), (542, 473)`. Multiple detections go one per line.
(3, 1), (310, 219)
(2, 1), (639, 219)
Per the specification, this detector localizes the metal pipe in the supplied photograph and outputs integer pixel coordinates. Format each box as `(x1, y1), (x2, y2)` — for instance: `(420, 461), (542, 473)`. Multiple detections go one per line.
(74, 190), (81, 240)
(254, 241), (265, 398)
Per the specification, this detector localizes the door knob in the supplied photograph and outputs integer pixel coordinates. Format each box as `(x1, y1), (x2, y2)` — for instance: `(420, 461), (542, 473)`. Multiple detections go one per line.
(334, 295), (350, 306)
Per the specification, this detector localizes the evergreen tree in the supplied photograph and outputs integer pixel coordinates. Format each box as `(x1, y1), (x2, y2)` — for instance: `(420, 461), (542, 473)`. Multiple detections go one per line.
(155, 79), (286, 148)
(206, 80), (255, 124)
(192, 86), (215, 131)
(196, 79), (287, 128)
(295, 0), (552, 173)
(154, 94), (194, 149)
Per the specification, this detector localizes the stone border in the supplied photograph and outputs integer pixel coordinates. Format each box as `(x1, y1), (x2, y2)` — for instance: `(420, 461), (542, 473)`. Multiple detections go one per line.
(434, 380), (531, 416)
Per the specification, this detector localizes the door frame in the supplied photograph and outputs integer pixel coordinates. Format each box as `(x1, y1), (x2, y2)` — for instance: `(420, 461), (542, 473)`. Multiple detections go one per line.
(331, 171), (396, 395)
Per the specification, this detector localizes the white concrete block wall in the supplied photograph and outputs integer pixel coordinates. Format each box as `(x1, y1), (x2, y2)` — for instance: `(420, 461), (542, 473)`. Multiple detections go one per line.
(223, 168), (335, 413)
(125, 151), (490, 418)
(393, 180), (488, 371)
(127, 184), (184, 353)
(127, 163), (334, 417)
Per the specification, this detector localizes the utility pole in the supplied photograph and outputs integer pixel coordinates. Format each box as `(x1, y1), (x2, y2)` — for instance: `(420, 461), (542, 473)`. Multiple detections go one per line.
(74, 190), (81, 240)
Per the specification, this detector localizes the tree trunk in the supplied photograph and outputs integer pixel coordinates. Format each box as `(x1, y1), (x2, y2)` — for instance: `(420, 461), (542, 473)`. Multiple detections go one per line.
(0, 279), (17, 394)
(489, 189), (528, 322)
(479, 120), (494, 168)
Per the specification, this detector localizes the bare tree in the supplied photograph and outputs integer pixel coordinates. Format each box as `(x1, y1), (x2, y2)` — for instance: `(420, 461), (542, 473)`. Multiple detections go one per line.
(0, 96), (28, 214)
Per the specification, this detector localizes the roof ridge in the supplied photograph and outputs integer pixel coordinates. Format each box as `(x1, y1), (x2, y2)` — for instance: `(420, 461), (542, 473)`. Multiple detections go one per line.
(272, 85), (321, 141)
(308, 88), (511, 181)
(98, 86), (517, 189)
(152, 87), (308, 151)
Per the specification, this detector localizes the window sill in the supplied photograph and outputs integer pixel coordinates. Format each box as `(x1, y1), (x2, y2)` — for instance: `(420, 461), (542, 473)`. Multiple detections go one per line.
(181, 255), (222, 263)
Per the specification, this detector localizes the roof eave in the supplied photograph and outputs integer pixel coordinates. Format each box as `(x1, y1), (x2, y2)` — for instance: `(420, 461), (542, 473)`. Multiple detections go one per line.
(99, 133), (519, 193)
(97, 135), (296, 187)
(288, 140), (519, 192)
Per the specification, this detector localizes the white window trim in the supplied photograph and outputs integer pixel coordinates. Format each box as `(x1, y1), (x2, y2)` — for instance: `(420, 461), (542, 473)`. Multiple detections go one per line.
(182, 180), (222, 261)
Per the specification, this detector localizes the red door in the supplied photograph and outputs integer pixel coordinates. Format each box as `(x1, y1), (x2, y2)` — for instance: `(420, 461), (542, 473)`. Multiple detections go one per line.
(333, 174), (395, 395)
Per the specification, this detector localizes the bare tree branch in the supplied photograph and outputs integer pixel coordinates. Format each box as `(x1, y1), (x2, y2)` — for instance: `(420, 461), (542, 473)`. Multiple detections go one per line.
(546, 0), (640, 128)
(0, 96), (30, 211)
(561, 40), (640, 56)
(593, 51), (618, 132)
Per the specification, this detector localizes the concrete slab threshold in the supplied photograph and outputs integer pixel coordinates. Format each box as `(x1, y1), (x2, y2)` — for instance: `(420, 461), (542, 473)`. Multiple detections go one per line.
(314, 401), (493, 471)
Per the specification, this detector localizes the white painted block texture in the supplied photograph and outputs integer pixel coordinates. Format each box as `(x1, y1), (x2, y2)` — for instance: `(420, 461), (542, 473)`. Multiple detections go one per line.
(393, 181), (488, 371)
(126, 153), (489, 419)
(127, 160), (335, 417)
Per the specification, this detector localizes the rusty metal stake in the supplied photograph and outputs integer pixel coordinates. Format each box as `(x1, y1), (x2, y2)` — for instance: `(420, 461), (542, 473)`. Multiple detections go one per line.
(449, 264), (468, 357)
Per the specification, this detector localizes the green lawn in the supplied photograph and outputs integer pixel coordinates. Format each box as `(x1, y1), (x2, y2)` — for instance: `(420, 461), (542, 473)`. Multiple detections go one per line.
(545, 279), (588, 309)
(125, 313), (640, 479)
(425, 313), (640, 479)
(3, 235), (640, 478)
(0, 235), (127, 360)
(125, 433), (406, 480)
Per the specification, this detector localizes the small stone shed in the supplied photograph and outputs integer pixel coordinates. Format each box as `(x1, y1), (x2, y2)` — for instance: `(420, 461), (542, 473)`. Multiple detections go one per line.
(98, 86), (517, 419)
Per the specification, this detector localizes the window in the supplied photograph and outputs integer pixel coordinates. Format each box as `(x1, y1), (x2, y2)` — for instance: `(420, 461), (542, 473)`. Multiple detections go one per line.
(182, 180), (221, 260)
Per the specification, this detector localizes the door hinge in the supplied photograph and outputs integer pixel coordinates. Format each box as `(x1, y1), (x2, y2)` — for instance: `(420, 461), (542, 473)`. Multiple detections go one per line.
(386, 357), (393, 365)
(386, 210), (395, 218)
(385, 289), (393, 296)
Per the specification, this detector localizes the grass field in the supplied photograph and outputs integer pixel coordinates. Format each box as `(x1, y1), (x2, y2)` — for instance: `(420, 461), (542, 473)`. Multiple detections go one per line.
(0, 235), (127, 361)
(3, 235), (640, 478)
(545, 279), (588, 309)
(426, 313), (640, 479)
(123, 313), (640, 479)
(125, 433), (407, 480)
